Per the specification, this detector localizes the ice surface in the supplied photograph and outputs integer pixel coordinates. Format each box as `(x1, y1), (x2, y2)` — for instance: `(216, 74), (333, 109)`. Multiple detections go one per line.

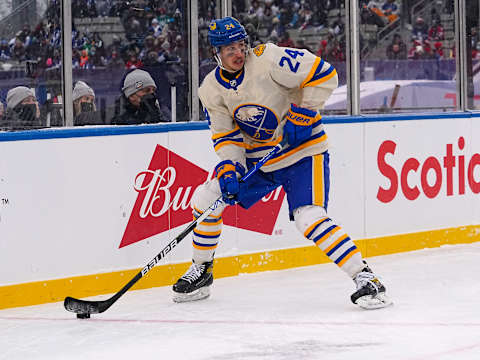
(1, 243), (480, 360)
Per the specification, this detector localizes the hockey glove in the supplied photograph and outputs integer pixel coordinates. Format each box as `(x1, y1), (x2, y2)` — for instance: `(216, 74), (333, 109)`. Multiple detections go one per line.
(215, 160), (246, 205)
(283, 104), (318, 148)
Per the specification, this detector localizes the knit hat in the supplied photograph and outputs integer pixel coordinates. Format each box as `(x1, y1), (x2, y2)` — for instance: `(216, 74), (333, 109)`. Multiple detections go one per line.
(73, 81), (95, 101)
(122, 69), (156, 97)
(6, 86), (35, 109)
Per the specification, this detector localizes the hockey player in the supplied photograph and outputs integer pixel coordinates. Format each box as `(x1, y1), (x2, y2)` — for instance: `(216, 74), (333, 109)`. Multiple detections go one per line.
(172, 17), (392, 309)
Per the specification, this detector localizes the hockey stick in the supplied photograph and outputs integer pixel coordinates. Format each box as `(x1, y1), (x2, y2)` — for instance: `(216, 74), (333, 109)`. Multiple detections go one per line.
(64, 137), (287, 317)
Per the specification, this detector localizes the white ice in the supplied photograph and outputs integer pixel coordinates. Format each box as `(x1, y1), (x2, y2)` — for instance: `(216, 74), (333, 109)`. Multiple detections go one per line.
(1, 243), (480, 360)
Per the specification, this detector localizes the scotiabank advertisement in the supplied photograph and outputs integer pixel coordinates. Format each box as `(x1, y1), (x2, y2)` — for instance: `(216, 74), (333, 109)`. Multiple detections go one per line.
(365, 117), (479, 237)
(1, 116), (479, 286)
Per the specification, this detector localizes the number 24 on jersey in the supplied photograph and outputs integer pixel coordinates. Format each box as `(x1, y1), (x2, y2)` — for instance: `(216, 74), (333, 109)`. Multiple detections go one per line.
(279, 49), (304, 73)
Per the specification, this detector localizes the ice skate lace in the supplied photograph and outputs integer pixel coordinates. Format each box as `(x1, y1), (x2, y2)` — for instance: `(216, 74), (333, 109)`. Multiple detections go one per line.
(355, 271), (379, 293)
(181, 263), (205, 283)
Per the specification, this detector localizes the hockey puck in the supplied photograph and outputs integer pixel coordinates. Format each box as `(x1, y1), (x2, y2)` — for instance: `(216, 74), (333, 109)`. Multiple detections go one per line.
(77, 313), (90, 319)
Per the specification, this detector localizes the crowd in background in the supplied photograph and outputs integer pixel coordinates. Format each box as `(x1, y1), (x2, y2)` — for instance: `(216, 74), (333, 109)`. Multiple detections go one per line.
(0, 0), (477, 130)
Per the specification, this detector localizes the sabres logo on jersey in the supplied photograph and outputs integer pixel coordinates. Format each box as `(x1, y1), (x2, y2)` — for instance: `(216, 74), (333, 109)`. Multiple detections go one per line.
(253, 44), (266, 57)
(209, 22), (217, 30)
(233, 104), (278, 141)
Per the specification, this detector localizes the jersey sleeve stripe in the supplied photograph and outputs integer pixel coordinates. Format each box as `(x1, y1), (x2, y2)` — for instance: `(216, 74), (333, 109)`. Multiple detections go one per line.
(301, 57), (322, 88)
(212, 126), (241, 140)
(214, 138), (246, 151)
(301, 57), (337, 88)
(244, 135), (283, 152)
(244, 130), (327, 165)
(264, 132), (327, 166)
(303, 68), (337, 88)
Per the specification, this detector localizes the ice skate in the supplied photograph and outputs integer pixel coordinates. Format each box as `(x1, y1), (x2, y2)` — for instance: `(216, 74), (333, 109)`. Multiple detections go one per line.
(172, 261), (213, 303)
(351, 265), (392, 310)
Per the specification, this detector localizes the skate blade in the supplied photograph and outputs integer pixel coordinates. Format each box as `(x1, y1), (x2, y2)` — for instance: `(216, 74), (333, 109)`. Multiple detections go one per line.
(355, 293), (393, 310)
(172, 287), (210, 303)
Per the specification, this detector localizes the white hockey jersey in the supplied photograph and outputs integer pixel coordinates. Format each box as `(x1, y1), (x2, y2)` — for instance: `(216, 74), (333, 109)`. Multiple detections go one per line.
(198, 43), (338, 172)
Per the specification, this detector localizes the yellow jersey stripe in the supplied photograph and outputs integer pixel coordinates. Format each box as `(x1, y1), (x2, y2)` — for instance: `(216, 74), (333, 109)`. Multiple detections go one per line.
(301, 57), (321, 88)
(212, 125), (241, 140)
(303, 69), (337, 88)
(264, 134), (327, 166)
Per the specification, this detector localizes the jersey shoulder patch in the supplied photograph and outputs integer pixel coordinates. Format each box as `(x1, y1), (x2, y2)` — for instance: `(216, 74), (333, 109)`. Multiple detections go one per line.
(253, 44), (266, 57)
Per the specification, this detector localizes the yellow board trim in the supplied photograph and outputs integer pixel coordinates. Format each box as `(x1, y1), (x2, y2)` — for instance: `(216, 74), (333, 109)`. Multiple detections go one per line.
(1, 225), (480, 310)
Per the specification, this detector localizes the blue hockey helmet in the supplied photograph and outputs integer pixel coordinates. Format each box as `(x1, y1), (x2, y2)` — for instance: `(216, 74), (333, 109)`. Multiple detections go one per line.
(207, 17), (248, 49)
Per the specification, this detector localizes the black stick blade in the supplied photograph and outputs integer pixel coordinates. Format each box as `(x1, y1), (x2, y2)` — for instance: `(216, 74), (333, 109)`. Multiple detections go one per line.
(64, 296), (108, 314)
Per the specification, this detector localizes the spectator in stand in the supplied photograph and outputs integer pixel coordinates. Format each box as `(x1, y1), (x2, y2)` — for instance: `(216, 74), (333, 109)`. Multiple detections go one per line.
(110, 69), (167, 125)
(164, 0), (177, 15)
(261, 6), (276, 34)
(244, 23), (261, 45)
(270, 16), (285, 40)
(125, 53), (143, 69)
(472, 42), (480, 59)
(330, 16), (345, 37)
(311, 4), (329, 30)
(412, 17), (429, 40)
(11, 37), (27, 62)
(422, 39), (434, 58)
(381, 0), (400, 23)
(408, 38), (430, 59)
(471, 27), (480, 49)
(428, 18), (445, 41)
(0, 102), (4, 123)
(0, 39), (10, 60)
(248, 0), (264, 23)
(139, 35), (156, 61)
(73, 80), (102, 125)
(328, 38), (346, 62)
(295, 39), (313, 53)
(360, 3), (387, 27)
(433, 41), (444, 59)
(159, 41), (179, 63)
(173, 35), (187, 64)
(278, 31), (295, 48)
(2, 86), (42, 129)
(366, 1), (388, 26)
(150, 18), (162, 38)
(143, 50), (162, 66)
(298, 3), (314, 31)
(386, 33), (407, 59)
(316, 39), (329, 58)
(79, 49), (90, 69)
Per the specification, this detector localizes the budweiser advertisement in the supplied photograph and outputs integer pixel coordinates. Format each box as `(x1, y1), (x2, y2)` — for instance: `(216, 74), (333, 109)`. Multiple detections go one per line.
(120, 144), (286, 248)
